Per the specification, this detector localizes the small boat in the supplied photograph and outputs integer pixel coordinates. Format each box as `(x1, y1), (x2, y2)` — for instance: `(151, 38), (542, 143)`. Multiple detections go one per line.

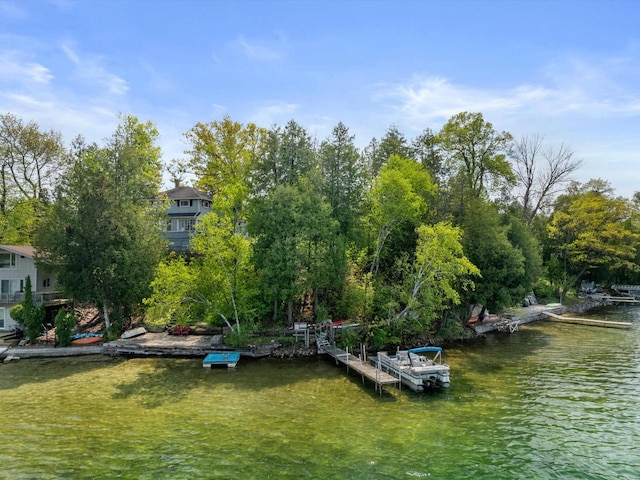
(120, 327), (147, 339)
(203, 351), (240, 369)
(371, 346), (450, 392)
(70, 333), (103, 345)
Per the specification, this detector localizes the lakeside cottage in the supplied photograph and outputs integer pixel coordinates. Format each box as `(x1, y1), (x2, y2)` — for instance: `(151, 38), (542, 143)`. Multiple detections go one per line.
(0, 245), (63, 331)
(162, 180), (212, 252)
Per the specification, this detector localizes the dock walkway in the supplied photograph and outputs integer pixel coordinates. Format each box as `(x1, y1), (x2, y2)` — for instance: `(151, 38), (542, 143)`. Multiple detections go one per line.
(318, 341), (400, 392)
(542, 311), (632, 329)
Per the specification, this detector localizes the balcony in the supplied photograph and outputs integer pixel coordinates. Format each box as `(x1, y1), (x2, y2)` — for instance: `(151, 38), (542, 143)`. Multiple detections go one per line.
(0, 291), (67, 306)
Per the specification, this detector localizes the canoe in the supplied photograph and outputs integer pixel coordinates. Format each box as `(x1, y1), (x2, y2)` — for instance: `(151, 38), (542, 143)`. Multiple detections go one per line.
(71, 336), (103, 345)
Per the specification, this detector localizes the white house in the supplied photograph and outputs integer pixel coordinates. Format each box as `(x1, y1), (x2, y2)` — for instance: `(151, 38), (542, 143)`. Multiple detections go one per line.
(0, 245), (59, 331)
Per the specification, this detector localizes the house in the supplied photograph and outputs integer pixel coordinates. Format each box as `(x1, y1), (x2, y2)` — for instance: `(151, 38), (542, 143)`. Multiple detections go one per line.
(162, 180), (212, 252)
(0, 245), (61, 331)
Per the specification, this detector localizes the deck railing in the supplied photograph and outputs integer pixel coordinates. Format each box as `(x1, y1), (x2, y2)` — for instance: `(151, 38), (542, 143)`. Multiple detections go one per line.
(0, 291), (65, 305)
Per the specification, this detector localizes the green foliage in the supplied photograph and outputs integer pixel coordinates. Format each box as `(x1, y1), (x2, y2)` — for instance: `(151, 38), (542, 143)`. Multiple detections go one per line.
(337, 327), (359, 350)
(54, 309), (76, 347)
(20, 276), (45, 344)
(9, 304), (24, 325)
(393, 222), (480, 325)
(547, 181), (640, 296)
(460, 200), (526, 312)
(366, 155), (436, 275)
(438, 111), (514, 208)
(34, 115), (166, 331)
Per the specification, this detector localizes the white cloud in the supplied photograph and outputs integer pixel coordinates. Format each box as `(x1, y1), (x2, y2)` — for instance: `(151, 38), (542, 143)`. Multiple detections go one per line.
(61, 43), (129, 96)
(232, 34), (286, 62)
(0, 50), (53, 84)
(247, 100), (299, 127)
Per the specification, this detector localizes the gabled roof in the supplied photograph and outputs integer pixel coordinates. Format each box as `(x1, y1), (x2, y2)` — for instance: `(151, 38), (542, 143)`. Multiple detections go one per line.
(162, 185), (212, 201)
(0, 245), (36, 258)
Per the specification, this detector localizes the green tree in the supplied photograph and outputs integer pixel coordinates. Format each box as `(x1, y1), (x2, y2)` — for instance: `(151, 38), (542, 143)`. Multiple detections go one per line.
(35, 115), (166, 334)
(365, 155), (436, 275)
(251, 120), (316, 195)
(16, 275), (45, 344)
(364, 124), (411, 176)
(438, 112), (514, 208)
(184, 116), (265, 230)
(250, 178), (339, 325)
(0, 113), (67, 243)
(191, 211), (256, 336)
(144, 255), (196, 326)
(547, 180), (639, 299)
(318, 122), (366, 240)
(460, 199), (526, 313)
(393, 223), (479, 327)
(54, 309), (76, 347)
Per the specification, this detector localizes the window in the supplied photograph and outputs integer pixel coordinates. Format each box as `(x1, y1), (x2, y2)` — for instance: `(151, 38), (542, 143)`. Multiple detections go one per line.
(178, 200), (191, 207)
(202, 200), (211, 208)
(170, 218), (195, 232)
(43, 278), (51, 288)
(0, 308), (5, 329)
(1, 279), (18, 294)
(0, 252), (16, 268)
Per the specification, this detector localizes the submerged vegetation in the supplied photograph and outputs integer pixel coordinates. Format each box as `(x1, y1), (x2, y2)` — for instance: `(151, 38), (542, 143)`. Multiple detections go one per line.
(2, 111), (639, 346)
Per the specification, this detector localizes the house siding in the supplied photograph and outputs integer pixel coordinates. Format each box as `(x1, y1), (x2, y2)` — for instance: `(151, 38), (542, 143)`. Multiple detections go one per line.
(0, 247), (38, 330)
(162, 184), (212, 252)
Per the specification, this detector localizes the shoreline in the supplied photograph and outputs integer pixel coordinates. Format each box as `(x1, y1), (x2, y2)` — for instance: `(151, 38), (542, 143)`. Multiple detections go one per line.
(0, 298), (624, 362)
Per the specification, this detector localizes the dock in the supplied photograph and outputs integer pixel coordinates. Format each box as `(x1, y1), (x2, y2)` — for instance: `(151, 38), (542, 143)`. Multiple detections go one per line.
(317, 334), (400, 392)
(542, 311), (632, 329)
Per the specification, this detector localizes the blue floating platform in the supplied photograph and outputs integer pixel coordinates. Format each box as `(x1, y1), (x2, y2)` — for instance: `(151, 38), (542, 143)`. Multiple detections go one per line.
(203, 351), (240, 368)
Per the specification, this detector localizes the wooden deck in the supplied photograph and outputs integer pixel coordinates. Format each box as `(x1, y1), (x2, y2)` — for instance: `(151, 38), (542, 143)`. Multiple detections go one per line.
(543, 312), (632, 329)
(321, 344), (400, 392)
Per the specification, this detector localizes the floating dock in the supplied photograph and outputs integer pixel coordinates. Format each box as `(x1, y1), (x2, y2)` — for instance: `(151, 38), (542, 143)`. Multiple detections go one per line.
(203, 351), (240, 368)
(543, 312), (632, 329)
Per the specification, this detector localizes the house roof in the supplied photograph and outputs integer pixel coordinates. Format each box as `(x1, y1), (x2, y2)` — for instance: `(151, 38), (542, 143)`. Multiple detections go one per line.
(0, 245), (36, 257)
(162, 185), (212, 201)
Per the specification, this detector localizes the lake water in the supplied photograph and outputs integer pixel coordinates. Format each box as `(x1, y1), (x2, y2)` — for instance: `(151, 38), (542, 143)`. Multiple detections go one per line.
(1, 305), (639, 479)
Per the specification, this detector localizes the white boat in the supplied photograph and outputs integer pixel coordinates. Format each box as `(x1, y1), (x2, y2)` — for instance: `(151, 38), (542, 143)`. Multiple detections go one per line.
(371, 346), (450, 392)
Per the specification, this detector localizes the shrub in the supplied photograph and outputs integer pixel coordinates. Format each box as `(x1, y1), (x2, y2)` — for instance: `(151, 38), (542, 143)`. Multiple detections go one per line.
(55, 309), (77, 347)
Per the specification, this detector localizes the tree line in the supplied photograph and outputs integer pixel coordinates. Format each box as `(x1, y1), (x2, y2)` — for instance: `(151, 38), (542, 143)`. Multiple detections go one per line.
(2, 111), (638, 346)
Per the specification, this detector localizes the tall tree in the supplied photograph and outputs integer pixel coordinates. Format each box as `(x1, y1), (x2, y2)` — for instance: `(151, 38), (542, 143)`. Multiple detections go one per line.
(438, 112), (514, 204)
(318, 122), (366, 239)
(547, 180), (639, 299)
(184, 116), (265, 230)
(251, 120), (316, 195)
(365, 124), (411, 176)
(365, 155), (436, 275)
(511, 134), (582, 224)
(0, 113), (67, 243)
(411, 128), (445, 187)
(392, 222), (479, 327)
(34, 115), (166, 333)
(460, 198), (527, 314)
(249, 178), (338, 325)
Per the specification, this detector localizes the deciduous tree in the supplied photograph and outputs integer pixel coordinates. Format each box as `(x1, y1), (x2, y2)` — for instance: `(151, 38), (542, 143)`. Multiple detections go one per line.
(547, 180), (639, 299)
(511, 134), (582, 224)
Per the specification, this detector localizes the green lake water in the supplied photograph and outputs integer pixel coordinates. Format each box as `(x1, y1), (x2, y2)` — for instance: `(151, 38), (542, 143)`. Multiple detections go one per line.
(1, 305), (639, 479)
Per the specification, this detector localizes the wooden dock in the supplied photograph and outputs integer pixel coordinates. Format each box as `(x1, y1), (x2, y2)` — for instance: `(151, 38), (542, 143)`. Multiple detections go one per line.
(320, 343), (400, 392)
(599, 296), (640, 304)
(543, 312), (632, 329)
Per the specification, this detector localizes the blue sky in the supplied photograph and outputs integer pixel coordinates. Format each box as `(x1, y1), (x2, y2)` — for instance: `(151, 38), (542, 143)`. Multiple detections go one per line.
(1, 0), (639, 198)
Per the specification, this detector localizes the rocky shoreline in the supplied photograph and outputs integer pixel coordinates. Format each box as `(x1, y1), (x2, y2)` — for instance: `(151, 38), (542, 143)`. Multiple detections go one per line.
(0, 298), (617, 363)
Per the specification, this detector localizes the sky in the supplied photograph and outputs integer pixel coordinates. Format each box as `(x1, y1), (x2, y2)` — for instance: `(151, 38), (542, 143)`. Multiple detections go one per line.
(1, 0), (639, 198)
